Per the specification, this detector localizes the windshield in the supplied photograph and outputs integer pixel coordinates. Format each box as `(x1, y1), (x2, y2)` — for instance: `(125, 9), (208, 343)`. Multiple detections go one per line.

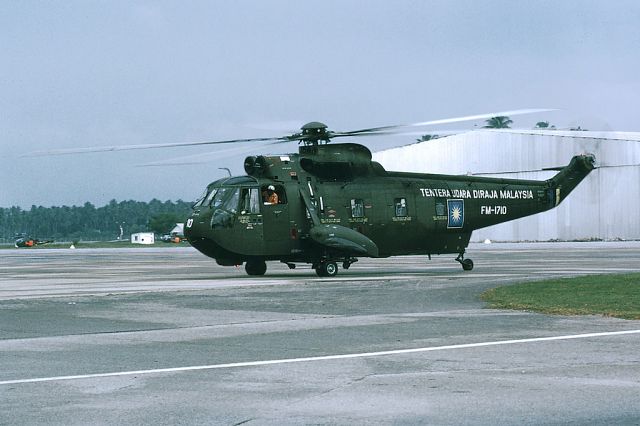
(203, 188), (218, 207)
(193, 186), (222, 208)
(193, 187), (210, 207)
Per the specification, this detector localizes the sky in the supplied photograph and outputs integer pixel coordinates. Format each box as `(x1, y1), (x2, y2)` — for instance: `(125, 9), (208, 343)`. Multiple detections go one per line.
(2, 0), (639, 208)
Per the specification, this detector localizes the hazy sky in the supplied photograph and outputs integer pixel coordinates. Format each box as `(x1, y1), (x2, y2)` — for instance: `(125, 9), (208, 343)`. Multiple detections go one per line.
(2, 1), (639, 208)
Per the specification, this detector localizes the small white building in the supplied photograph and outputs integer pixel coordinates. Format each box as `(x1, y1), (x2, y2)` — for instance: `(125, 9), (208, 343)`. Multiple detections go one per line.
(131, 232), (155, 245)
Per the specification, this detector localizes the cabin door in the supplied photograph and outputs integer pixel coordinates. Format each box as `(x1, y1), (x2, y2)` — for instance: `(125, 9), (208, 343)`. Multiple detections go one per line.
(261, 184), (291, 255)
(236, 187), (265, 256)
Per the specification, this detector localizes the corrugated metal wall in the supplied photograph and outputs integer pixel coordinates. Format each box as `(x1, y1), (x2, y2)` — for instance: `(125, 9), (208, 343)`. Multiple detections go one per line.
(373, 130), (640, 241)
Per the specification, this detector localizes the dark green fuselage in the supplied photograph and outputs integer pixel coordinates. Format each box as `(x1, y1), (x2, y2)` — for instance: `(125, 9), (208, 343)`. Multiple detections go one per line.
(185, 143), (594, 269)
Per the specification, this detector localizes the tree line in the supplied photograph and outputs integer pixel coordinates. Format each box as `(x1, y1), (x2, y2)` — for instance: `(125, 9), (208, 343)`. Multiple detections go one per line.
(0, 199), (192, 243)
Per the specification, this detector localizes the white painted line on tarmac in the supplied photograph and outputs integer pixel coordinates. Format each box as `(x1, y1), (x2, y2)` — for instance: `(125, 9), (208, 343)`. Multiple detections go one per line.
(2, 329), (639, 386)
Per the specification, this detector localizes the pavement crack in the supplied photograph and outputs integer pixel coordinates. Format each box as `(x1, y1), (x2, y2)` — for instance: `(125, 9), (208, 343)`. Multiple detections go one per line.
(291, 374), (375, 406)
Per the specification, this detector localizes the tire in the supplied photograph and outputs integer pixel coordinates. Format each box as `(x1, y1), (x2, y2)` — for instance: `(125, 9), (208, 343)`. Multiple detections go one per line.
(316, 261), (338, 277)
(461, 258), (474, 271)
(245, 260), (267, 276)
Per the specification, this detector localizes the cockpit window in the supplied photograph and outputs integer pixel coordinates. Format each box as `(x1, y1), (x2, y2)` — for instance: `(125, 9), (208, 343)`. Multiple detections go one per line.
(210, 188), (240, 228)
(211, 187), (231, 209)
(211, 187), (240, 212)
(223, 188), (240, 213)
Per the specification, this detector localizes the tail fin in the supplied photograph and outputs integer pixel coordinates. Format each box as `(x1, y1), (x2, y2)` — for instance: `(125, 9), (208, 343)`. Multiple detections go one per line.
(547, 154), (596, 206)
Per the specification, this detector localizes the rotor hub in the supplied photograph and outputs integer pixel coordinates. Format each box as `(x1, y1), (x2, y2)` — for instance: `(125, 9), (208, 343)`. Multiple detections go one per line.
(298, 122), (331, 145)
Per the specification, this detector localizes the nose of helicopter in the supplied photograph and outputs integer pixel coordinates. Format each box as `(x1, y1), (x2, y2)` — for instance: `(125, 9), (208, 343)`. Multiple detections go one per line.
(184, 210), (206, 243)
(183, 209), (240, 264)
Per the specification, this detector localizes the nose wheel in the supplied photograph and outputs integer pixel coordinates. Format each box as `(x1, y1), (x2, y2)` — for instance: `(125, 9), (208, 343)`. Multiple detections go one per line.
(455, 252), (474, 271)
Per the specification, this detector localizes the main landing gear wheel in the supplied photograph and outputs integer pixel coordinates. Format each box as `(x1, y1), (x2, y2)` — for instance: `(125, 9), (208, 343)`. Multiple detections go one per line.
(455, 253), (474, 271)
(315, 261), (338, 277)
(461, 258), (474, 271)
(245, 260), (267, 276)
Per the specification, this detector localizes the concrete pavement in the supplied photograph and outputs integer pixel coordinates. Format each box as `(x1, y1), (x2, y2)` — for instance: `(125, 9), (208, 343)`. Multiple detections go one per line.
(1, 242), (639, 425)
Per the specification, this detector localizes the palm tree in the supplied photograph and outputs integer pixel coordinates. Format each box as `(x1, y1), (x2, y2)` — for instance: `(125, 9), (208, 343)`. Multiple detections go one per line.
(535, 121), (557, 130)
(483, 116), (513, 129)
(416, 134), (440, 143)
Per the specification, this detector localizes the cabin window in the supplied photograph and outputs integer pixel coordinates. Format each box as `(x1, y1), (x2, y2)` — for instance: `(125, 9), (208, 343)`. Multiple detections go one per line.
(435, 198), (446, 216)
(240, 188), (260, 214)
(394, 198), (407, 217)
(261, 184), (287, 205)
(350, 199), (364, 218)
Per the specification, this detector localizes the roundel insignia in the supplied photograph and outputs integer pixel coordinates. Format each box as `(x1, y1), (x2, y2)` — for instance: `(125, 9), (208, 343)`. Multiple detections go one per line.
(447, 199), (464, 229)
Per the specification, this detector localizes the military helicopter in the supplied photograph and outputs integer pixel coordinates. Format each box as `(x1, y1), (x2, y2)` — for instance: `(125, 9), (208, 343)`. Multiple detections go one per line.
(28, 109), (595, 276)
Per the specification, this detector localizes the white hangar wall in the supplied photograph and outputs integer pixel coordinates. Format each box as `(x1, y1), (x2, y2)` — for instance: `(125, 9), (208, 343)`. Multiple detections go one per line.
(373, 130), (640, 242)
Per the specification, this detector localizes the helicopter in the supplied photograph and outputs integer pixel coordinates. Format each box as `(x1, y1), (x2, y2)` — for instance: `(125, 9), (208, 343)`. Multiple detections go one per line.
(27, 109), (596, 277)
(184, 122), (594, 276)
(14, 233), (53, 248)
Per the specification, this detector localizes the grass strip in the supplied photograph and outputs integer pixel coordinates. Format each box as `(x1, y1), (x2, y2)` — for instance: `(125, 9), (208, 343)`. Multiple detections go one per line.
(481, 273), (640, 320)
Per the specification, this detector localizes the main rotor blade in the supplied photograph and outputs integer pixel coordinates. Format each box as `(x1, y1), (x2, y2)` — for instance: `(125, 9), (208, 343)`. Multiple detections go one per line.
(468, 168), (559, 176)
(469, 163), (640, 176)
(135, 140), (299, 167)
(22, 108), (557, 158)
(331, 129), (466, 141)
(596, 163), (640, 169)
(333, 108), (557, 137)
(23, 136), (291, 157)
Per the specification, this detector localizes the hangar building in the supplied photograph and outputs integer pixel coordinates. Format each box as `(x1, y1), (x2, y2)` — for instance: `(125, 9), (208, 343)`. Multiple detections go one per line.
(373, 129), (640, 242)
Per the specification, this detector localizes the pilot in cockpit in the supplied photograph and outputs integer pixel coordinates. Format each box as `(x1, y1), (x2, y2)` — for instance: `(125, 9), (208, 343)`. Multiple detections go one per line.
(263, 185), (279, 205)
